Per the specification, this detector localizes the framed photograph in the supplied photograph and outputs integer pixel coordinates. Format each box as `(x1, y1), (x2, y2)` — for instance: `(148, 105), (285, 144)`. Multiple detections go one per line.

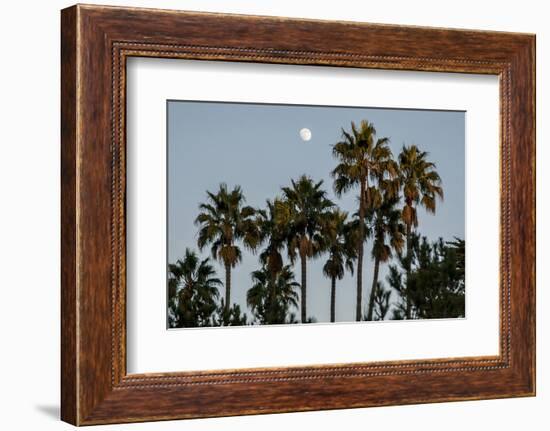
(61, 4), (535, 425)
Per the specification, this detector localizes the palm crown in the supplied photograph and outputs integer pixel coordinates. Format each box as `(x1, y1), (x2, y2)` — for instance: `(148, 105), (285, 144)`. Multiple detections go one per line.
(256, 198), (289, 277)
(398, 145), (444, 228)
(168, 248), (221, 328)
(365, 192), (405, 320)
(247, 265), (300, 325)
(195, 183), (260, 310)
(398, 144), (443, 318)
(331, 120), (395, 321)
(281, 175), (334, 323)
(322, 208), (357, 322)
(322, 209), (356, 280)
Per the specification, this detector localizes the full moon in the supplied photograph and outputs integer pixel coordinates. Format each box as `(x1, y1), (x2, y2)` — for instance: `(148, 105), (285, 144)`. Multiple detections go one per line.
(299, 128), (312, 141)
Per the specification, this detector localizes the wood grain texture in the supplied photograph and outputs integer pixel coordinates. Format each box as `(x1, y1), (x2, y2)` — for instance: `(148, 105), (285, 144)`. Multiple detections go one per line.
(60, 5), (78, 425)
(60, 4), (536, 425)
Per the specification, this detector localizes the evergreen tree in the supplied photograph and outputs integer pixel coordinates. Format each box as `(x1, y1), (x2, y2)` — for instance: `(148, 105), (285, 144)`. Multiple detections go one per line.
(167, 249), (221, 328)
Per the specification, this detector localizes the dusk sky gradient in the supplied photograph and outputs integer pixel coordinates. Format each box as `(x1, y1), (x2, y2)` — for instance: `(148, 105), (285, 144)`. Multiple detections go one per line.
(168, 101), (465, 323)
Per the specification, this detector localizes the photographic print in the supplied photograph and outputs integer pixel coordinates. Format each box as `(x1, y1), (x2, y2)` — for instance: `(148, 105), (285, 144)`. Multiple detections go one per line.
(61, 7), (535, 423)
(167, 101), (465, 328)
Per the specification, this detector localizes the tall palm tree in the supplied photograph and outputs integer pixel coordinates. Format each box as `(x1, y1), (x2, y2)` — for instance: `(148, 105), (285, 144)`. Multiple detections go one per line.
(398, 145), (443, 318)
(281, 175), (334, 323)
(331, 120), (395, 321)
(168, 248), (221, 328)
(256, 198), (290, 277)
(247, 265), (300, 325)
(195, 183), (260, 312)
(365, 193), (404, 321)
(322, 209), (356, 322)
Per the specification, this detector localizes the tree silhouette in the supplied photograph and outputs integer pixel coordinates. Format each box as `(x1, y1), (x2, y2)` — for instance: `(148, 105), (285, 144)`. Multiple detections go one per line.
(281, 175), (334, 323)
(167, 249), (221, 328)
(195, 183), (260, 313)
(398, 145), (443, 318)
(213, 300), (248, 326)
(372, 281), (392, 321)
(388, 235), (465, 319)
(365, 191), (404, 321)
(322, 209), (356, 322)
(256, 198), (289, 277)
(247, 265), (300, 324)
(332, 120), (395, 321)
(167, 117), (463, 327)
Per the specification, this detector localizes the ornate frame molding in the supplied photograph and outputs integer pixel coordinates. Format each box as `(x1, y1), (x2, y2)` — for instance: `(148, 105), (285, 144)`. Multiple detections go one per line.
(61, 5), (535, 425)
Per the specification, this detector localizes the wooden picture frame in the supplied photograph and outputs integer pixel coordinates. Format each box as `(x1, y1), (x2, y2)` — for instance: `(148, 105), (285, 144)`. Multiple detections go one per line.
(61, 4), (535, 425)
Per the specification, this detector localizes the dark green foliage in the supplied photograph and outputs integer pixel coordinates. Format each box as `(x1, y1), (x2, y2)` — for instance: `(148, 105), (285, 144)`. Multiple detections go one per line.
(167, 248), (221, 328)
(213, 300), (248, 326)
(372, 282), (392, 321)
(388, 235), (465, 319)
(247, 265), (300, 325)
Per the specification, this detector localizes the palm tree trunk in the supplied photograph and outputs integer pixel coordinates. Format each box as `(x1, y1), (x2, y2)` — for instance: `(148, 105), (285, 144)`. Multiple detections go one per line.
(405, 222), (412, 319)
(300, 253), (307, 323)
(356, 179), (366, 321)
(268, 274), (277, 325)
(366, 256), (381, 321)
(224, 263), (231, 312)
(330, 276), (336, 323)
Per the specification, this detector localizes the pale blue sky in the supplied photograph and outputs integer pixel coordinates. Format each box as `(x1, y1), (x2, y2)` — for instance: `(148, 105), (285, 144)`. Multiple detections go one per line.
(168, 101), (465, 323)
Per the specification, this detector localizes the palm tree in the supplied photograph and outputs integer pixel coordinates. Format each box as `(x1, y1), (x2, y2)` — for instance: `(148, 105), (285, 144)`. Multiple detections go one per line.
(247, 265), (300, 325)
(195, 183), (260, 312)
(281, 175), (334, 323)
(365, 184), (404, 321)
(398, 145), (443, 318)
(167, 248), (221, 328)
(322, 209), (356, 322)
(256, 198), (290, 277)
(331, 120), (395, 321)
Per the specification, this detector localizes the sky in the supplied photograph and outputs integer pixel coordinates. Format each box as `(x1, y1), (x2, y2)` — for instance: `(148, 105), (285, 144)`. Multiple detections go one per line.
(167, 100), (465, 323)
